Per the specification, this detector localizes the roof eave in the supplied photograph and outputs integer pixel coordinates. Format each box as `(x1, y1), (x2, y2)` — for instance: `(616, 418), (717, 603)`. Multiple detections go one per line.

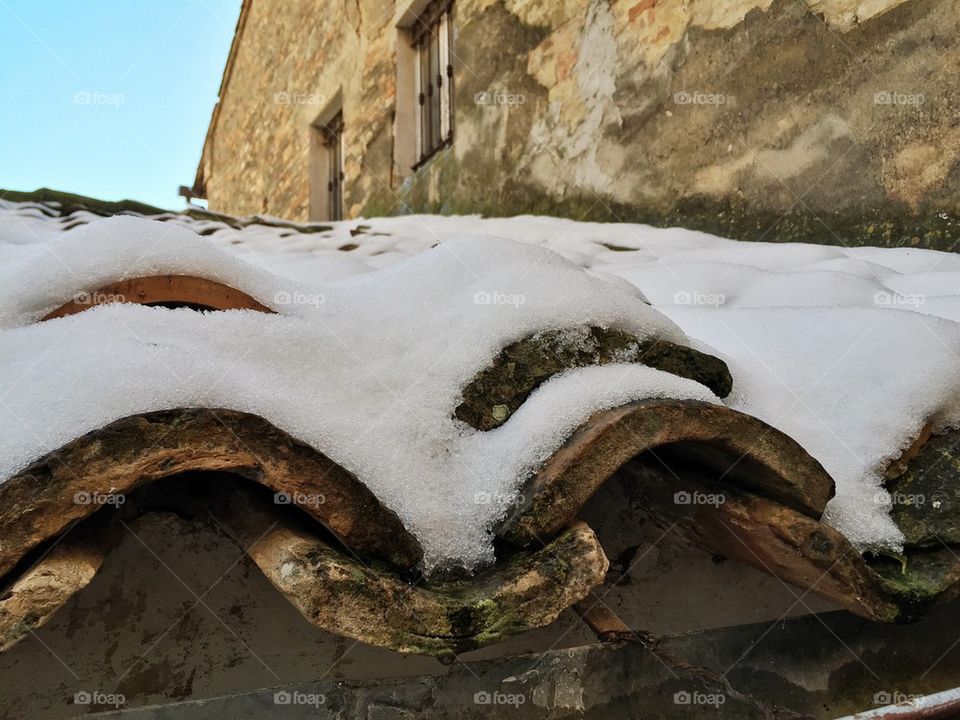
(191, 0), (254, 199)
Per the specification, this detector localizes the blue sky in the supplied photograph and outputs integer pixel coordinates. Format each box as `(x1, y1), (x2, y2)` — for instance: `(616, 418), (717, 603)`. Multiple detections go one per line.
(0, 0), (240, 210)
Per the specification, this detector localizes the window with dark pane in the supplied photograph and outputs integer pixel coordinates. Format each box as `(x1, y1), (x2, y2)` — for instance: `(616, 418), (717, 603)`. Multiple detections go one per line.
(412, 1), (453, 167)
(321, 111), (344, 221)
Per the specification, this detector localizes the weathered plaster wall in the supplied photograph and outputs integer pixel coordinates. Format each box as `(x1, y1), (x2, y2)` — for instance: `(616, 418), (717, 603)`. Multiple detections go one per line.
(202, 0), (959, 247)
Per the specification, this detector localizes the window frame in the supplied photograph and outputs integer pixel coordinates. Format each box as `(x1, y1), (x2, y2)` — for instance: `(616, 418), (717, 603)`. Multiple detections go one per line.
(411, 0), (454, 169)
(309, 97), (345, 223)
(320, 111), (344, 222)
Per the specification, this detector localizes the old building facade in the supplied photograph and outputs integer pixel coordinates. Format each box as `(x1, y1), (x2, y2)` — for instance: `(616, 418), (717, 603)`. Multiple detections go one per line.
(193, 0), (959, 246)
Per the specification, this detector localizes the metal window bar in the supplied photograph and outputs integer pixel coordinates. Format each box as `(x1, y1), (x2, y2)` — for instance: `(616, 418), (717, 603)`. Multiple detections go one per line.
(428, 24), (441, 153)
(418, 34), (433, 162)
(439, 9), (452, 143)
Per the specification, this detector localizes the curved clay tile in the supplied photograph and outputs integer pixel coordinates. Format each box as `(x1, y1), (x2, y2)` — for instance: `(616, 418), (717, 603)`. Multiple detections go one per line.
(5, 399), (958, 659)
(214, 485), (607, 659)
(0, 409), (422, 576)
(611, 456), (960, 623)
(456, 327), (733, 430)
(499, 399), (836, 545)
(500, 400), (960, 623)
(886, 426), (960, 547)
(0, 478), (608, 658)
(0, 535), (104, 653)
(608, 458), (901, 622)
(41, 274), (273, 320)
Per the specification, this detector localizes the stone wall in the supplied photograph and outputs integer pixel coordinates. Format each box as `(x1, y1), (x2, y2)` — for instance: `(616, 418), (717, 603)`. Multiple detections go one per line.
(200, 0), (959, 247)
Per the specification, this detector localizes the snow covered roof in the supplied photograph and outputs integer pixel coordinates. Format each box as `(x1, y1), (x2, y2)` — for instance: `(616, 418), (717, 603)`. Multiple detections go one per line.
(2, 190), (960, 654)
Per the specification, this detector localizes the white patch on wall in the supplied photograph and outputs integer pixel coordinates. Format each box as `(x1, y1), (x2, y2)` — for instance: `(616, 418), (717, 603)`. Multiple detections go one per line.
(804, 0), (911, 31)
(522, 0), (622, 199)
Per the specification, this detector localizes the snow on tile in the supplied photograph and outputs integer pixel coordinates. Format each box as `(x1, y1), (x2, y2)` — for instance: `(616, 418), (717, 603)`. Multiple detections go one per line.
(2, 199), (960, 562)
(0, 213), (707, 570)
(666, 307), (960, 548)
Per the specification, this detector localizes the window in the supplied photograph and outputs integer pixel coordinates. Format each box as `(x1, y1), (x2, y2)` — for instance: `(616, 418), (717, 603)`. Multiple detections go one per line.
(411, 1), (453, 167)
(309, 105), (344, 221)
(322, 111), (344, 221)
